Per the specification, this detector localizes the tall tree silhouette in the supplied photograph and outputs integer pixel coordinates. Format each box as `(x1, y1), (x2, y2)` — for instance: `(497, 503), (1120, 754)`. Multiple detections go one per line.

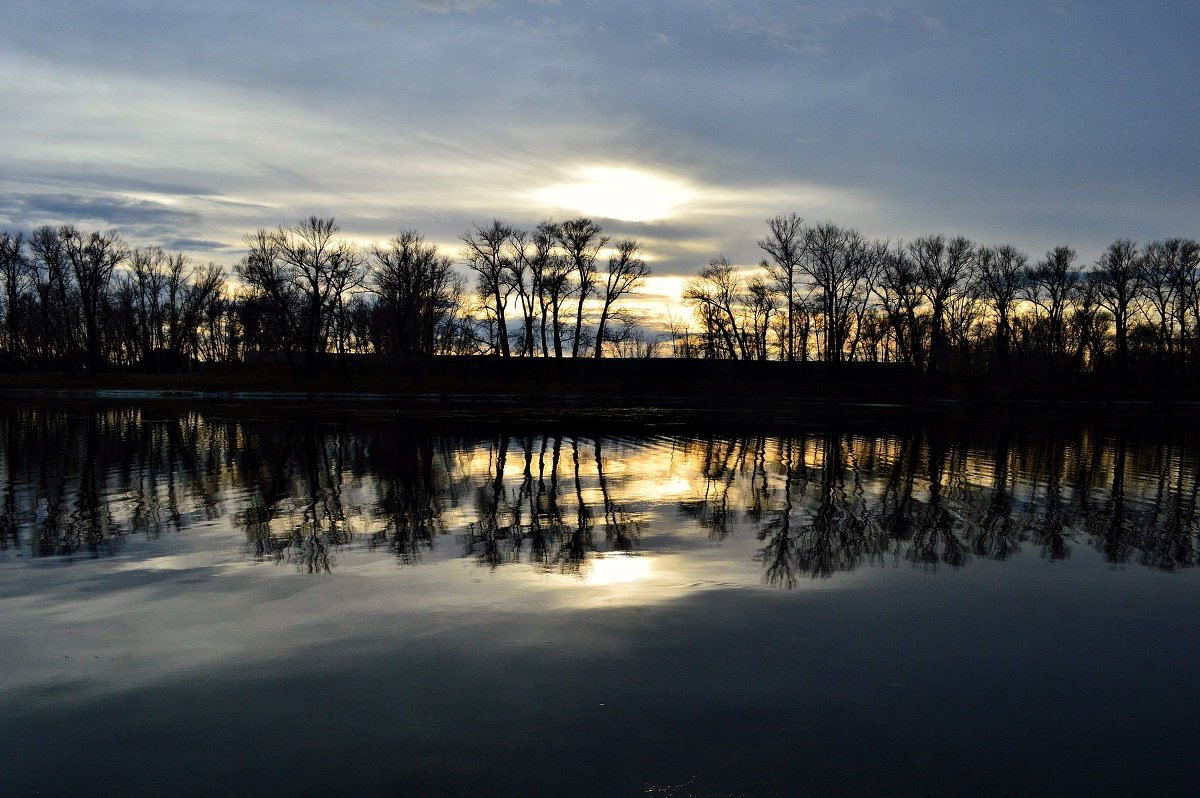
(910, 235), (973, 374)
(370, 230), (459, 359)
(462, 219), (515, 358)
(554, 218), (608, 357)
(594, 239), (650, 358)
(758, 213), (806, 362)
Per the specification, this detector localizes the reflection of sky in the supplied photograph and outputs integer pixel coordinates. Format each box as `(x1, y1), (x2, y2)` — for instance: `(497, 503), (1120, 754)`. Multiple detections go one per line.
(2, 413), (1200, 794)
(2, 512), (1198, 796)
(2, 420), (1197, 700)
(1, 1), (1196, 307)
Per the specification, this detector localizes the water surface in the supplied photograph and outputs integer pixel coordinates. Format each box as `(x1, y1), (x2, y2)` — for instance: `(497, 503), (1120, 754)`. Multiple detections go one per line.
(1, 404), (1197, 796)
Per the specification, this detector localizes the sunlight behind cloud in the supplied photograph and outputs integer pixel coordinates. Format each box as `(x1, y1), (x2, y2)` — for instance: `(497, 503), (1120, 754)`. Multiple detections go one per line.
(533, 166), (697, 222)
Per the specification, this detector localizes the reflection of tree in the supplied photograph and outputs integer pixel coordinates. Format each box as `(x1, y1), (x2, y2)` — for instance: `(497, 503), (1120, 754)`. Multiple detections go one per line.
(460, 434), (646, 576)
(970, 431), (1021, 560)
(533, 435), (568, 566)
(0, 406), (1197, 582)
(756, 437), (798, 588)
(1138, 442), (1199, 569)
(0, 407), (233, 558)
(678, 436), (745, 541)
(0, 420), (20, 555)
(594, 436), (641, 553)
(371, 431), (444, 565)
(234, 422), (357, 573)
(689, 424), (1200, 586)
(555, 438), (595, 574)
(466, 434), (512, 569)
(71, 420), (122, 556)
(906, 432), (970, 569)
(1028, 434), (1071, 561)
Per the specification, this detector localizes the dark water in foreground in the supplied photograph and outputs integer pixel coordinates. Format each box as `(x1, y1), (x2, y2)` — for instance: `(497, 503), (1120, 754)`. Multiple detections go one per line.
(1, 403), (1198, 797)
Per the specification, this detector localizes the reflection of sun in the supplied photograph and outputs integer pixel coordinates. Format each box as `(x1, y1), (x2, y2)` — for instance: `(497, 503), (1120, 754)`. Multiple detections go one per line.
(533, 166), (696, 222)
(585, 553), (651, 585)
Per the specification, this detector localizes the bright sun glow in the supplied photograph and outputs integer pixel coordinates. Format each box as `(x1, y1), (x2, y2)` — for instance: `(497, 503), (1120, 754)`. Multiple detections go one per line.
(533, 166), (697, 222)
(585, 554), (652, 585)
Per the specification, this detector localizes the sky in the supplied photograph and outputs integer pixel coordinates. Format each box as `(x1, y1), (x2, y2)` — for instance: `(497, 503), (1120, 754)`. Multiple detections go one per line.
(2, 0), (1197, 307)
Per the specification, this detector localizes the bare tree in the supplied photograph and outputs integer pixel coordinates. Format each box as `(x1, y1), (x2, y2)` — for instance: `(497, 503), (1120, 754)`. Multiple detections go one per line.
(1140, 239), (1180, 370)
(683, 257), (751, 360)
(530, 221), (573, 358)
(594, 239), (650, 358)
(461, 219), (514, 357)
(1023, 246), (1080, 365)
(746, 270), (777, 361)
(1093, 239), (1142, 379)
(167, 258), (225, 368)
(910, 235), (973, 374)
(802, 223), (881, 366)
(0, 231), (27, 366)
(122, 248), (224, 371)
(123, 247), (167, 368)
(370, 231), (457, 359)
(62, 226), (127, 372)
(554, 218), (608, 357)
(1150, 238), (1200, 369)
(874, 245), (925, 369)
(237, 217), (362, 376)
(27, 225), (74, 365)
(527, 221), (562, 357)
(237, 228), (295, 361)
(504, 229), (538, 357)
(1068, 273), (1107, 373)
(758, 213), (805, 361)
(972, 244), (1027, 375)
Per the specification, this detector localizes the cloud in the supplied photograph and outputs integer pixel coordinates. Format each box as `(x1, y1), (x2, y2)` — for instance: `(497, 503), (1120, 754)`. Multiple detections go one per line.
(161, 238), (233, 252)
(0, 0), (1194, 284)
(0, 192), (197, 233)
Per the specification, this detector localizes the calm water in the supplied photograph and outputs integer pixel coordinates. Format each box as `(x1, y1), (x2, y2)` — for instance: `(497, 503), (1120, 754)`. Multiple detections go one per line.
(1, 402), (1198, 796)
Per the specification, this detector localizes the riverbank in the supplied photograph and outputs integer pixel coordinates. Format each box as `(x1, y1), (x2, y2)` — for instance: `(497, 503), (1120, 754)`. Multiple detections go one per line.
(3, 358), (1198, 427)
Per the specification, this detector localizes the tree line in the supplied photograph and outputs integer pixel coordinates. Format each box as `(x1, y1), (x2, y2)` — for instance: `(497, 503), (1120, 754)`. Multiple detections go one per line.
(681, 214), (1200, 381)
(1, 212), (1197, 380)
(0, 215), (651, 376)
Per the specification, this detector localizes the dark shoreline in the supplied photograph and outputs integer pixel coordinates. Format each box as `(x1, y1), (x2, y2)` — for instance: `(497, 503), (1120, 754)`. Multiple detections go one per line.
(3, 357), (1198, 398)
(3, 359), (1198, 431)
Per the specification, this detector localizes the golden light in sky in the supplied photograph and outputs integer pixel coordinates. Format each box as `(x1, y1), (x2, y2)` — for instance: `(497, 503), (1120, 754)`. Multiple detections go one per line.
(533, 166), (697, 222)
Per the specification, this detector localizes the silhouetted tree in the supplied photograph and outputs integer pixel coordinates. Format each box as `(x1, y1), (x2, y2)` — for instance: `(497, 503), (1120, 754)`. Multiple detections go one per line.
(236, 217), (363, 376)
(370, 230), (458, 359)
(462, 219), (514, 357)
(972, 244), (1027, 375)
(1023, 246), (1081, 368)
(910, 235), (973, 374)
(555, 218), (608, 357)
(62, 226), (127, 372)
(0, 231), (26, 367)
(758, 213), (806, 362)
(1093, 239), (1142, 380)
(874, 245), (925, 369)
(801, 223), (883, 366)
(683, 257), (751, 360)
(594, 239), (650, 357)
(528, 221), (571, 357)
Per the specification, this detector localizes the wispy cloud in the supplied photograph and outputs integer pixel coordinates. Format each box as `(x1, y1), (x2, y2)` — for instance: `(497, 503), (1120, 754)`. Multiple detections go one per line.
(0, 0), (1194, 277)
